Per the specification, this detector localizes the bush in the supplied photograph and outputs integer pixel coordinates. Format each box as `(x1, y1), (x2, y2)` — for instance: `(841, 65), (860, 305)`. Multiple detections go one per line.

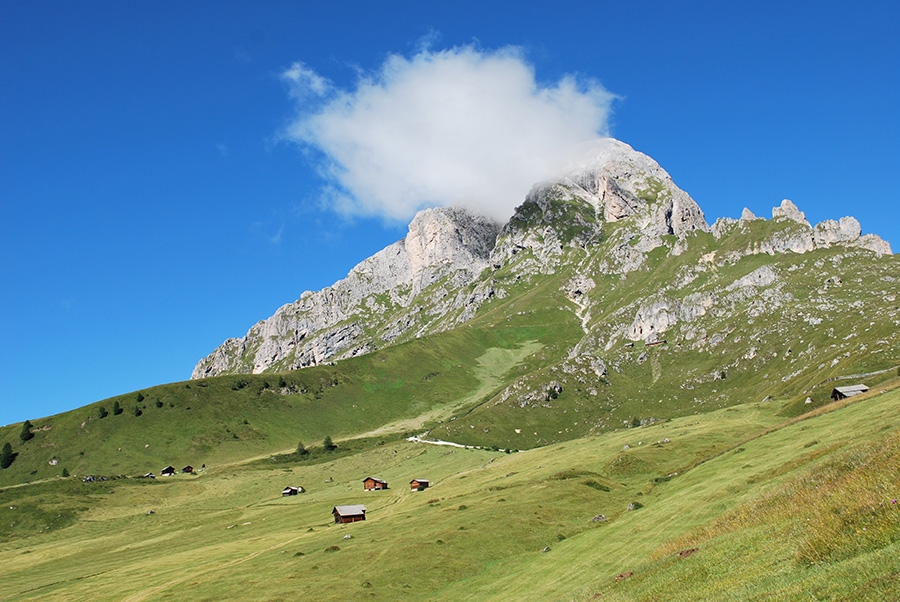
(134, 406), (143, 417)
(113, 401), (123, 416)
(61, 468), (69, 477)
(97, 406), (109, 419)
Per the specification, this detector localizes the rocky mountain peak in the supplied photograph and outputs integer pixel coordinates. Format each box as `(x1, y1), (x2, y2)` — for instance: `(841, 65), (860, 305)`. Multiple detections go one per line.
(191, 206), (500, 379)
(562, 138), (710, 238)
(192, 138), (891, 380)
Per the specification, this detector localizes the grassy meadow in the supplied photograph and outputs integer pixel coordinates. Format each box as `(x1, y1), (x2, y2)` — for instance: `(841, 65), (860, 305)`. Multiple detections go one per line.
(3, 379), (899, 601)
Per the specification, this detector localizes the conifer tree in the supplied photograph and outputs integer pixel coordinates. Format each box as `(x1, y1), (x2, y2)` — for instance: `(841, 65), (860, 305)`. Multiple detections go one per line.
(0, 442), (14, 469)
(19, 420), (34, 442)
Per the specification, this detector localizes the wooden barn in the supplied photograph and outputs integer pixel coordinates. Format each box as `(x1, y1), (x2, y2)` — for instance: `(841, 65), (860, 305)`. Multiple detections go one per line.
(409, 479), (430, 491)
(281, 486), (304, 496)
(182, 465), (194, 474)
(160, 465), (176, 477)
(363, 477), (388, 490)
(831, 384), (869, 401)
(333, 505), (367, 524)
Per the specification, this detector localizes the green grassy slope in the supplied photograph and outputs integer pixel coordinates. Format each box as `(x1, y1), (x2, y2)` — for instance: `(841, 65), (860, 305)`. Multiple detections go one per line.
(0, 325), (556, 487)
(2, 382), (899, 601)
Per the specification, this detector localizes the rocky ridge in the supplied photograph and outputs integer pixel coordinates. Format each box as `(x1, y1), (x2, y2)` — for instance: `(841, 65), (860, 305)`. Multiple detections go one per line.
(193, 138), (891, 380)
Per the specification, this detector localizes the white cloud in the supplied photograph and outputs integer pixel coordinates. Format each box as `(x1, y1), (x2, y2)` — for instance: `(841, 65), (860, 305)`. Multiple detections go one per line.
(281, 46), (616, 222)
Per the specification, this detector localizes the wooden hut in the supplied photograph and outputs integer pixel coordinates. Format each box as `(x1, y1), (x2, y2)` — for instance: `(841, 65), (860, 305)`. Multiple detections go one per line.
(409, 479), (430, 491)
(281, 486), (303, 496)
(160, 465), (176, 477)
(333, 505), (367, 524)
(181, 465), (194, 474)
(363, 477), (388, 490)
(831, 384), (869, 401)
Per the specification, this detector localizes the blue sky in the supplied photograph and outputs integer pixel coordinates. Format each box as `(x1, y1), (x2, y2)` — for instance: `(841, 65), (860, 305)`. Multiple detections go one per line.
(2, 1), (898, 426)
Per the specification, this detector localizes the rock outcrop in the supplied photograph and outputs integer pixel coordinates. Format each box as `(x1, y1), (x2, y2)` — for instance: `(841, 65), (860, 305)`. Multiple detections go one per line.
(712, 199), (891, 256)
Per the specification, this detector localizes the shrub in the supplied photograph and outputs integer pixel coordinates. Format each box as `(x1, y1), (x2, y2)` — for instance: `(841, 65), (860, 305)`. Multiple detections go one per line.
(155, 400), (164, 408)
(113, 401), (123, 416)
(583, 480), (611, 492)
(61, 468), (69, 477)
(323, 545), (340, 553)
(97, 406), (109, 419)
(134, 406), (142, 417)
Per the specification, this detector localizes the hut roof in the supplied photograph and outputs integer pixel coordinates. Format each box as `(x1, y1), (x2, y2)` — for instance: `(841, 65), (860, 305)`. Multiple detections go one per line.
(834, 384), (869, 396)
(333, 505), (367, 516)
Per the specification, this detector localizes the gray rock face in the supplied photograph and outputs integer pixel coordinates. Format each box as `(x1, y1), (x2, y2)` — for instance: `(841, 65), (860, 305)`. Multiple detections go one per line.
(192, 206), (501, 378)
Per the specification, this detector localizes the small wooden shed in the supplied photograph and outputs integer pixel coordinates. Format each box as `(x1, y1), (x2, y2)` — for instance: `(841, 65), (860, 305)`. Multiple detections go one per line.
(363, 477), (388, 491)
(409, 479), (430, 491)
(281, 486), (304, 496)
(831, 384), (869, 401)
(160, 465), (176, 477)
(333, 505), (367, 524)
(182, 465), (194, 474)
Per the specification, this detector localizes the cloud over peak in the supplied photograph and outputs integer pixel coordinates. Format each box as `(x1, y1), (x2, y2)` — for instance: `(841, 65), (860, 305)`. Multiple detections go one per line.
(282, 46), (617, 223)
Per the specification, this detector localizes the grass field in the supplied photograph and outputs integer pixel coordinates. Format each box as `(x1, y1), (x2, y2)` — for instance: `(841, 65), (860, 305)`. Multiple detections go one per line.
(3, 379), (899, 601)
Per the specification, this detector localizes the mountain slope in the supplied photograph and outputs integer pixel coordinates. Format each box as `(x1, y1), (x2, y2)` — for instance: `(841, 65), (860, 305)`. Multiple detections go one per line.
(192, 137), (899, 452)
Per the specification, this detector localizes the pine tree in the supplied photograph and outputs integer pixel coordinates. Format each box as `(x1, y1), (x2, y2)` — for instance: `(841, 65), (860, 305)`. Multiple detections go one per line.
(323, 435), (337, 451)
(0, 442), (14, 469)
(296, 441), (309, 456)
(19, 420), (34, 442)
(97, 406), (109, 419)
(113, 401), (123, 415)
